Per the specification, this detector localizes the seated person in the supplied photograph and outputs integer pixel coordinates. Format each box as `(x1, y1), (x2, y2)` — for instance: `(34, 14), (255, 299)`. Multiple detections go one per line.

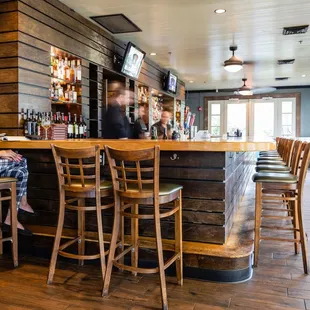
(133, 105), (148, 139)
(0, 150), (33, 235)
(151, 110), (172, 139)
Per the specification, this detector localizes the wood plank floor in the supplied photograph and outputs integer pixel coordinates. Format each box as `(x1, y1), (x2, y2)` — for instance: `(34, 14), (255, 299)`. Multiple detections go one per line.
(1, 173), (310, 309)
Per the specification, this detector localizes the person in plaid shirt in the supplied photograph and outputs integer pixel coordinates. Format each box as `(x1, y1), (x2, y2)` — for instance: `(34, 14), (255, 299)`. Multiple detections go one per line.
(0, 150), (33, 235)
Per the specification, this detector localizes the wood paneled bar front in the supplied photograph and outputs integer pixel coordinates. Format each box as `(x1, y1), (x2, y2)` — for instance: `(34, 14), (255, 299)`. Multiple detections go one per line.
(0, 138), (275, 282)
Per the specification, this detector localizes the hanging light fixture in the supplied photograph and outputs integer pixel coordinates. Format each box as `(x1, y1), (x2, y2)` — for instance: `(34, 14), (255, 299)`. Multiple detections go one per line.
(238, 78), (253, 96)
(224, 46), (243, 73)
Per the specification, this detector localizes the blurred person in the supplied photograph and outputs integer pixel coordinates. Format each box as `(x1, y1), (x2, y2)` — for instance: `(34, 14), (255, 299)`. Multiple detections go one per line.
(103, 88), (134, 139)
(0, 150), (33, 235)
(151, 110), (172, 139)
(133, 105), (148, 139)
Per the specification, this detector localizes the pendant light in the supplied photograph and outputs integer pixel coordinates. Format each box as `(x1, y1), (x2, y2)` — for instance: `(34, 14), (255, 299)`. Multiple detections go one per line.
(238, 78), (253, 96)
(224, 46), (243, 73)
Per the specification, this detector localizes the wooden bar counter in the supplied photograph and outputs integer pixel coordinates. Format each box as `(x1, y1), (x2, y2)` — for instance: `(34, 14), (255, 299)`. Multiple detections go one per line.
(0, 137), (275, 282)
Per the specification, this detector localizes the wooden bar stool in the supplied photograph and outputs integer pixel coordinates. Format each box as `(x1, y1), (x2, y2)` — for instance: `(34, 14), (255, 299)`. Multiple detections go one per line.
(103, 146), (183, 310)
(0, 177), (18, 267)
(47, 144), (113, 285)
(252, 141), (310, 273)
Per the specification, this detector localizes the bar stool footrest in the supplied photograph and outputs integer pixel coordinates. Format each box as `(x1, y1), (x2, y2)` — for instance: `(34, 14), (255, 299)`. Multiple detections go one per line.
(58, 251), (100, 260)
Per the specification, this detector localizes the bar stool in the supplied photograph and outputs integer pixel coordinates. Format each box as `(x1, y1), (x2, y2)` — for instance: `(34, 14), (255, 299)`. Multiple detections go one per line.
(252, 142), (310, 273)
(0, 177), (18, 267)
(103, 146), (183, 310)
(47, 144), (113, 284)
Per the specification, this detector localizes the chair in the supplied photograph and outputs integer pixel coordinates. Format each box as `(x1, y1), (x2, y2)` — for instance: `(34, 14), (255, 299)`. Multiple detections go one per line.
(103, 146), (183, 310)
(252, 141), (310, 273)
(0, 177), (18, 267)
(47, 144), (113, 284)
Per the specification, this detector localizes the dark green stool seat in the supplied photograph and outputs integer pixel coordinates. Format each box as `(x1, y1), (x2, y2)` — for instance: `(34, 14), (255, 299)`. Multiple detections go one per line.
(257, 160), (286, 166)
(257, 156), (282, 161)
(255, 165), (290, 173)
(252, 172), (297, 184)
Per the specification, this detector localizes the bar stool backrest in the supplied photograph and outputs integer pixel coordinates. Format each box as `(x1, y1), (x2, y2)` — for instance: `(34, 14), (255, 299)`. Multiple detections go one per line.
(51, 144), (101, 193)
(290, 140), (303, 175)
(277, 137), (285, 156)
(105, 146), (160, 200)
(297, 143), (310, 194)
(283, 139), (294, 166)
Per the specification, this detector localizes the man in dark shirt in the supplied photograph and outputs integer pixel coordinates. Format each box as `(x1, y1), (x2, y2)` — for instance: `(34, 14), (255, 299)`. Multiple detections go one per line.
(103, 89), (133, 139)
(133, 105), (148, 139)
(151, 110), (172, 139)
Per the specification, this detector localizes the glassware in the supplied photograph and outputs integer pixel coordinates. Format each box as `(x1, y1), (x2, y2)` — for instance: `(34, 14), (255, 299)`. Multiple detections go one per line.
(41, 113), (51, 140)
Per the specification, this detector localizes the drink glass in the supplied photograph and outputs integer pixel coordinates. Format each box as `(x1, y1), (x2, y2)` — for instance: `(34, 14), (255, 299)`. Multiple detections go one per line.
(41, 115), (51, 140)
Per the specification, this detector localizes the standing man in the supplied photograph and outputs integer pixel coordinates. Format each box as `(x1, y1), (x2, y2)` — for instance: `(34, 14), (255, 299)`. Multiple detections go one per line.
(0, 150), (33, 235)
(151, 110), (172, 139)
(103, 88), (133, 139)
(133, 105), (148, 139)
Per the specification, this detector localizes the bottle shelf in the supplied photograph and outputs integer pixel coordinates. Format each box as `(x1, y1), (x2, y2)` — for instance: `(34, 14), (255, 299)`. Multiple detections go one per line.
(51, 100), (82, 105)
(51, 76), (82, 86)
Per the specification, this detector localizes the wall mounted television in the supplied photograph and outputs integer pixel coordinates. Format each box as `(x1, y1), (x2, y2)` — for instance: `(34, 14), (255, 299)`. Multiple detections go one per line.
(121, 42), (146, 79)
(165, 71), (178, 94)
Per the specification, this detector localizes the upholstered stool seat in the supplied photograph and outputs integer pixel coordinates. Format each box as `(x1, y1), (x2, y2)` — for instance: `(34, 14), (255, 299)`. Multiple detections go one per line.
(255, 165), (290, 173)
(256, 160), (286, 166)
(252, 172), (297, 183)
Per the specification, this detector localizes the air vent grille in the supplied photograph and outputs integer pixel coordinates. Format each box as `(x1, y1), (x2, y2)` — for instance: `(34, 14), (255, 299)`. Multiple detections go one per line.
(283, 25), (309, 35)
(275, 77), (289, 81)
(278, 59), (295, 65)
(90, 14), (142, 34)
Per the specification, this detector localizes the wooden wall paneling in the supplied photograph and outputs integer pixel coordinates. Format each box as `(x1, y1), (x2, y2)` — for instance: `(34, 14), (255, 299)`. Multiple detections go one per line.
(0, 31), (18, 43)
(0, 12), (18, 32)
(0, 84), (18, 94)
(0, 1), (17, 12)
(0, 42), (18, 57)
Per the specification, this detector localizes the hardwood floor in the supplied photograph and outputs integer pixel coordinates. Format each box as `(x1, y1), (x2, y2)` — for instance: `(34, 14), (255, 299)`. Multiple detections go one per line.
(0, 174), (310, 309)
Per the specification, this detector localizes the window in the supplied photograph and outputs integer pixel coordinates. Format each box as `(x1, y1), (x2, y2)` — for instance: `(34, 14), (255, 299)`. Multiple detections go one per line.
(208, 97), (297, 138)
(209, 102), (221, 136)
(227, 102), (247, 136)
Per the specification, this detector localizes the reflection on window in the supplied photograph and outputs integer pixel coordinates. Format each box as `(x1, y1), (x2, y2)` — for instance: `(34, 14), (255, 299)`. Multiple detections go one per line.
(210, 103), (221, 136)
(282, 101), (293, 136)
(227, 103), (246, 136)
(254, 102), (274, 137)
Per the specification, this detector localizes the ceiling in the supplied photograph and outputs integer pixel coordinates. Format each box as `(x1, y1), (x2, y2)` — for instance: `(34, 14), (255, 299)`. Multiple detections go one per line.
(60, 0), (310, 91)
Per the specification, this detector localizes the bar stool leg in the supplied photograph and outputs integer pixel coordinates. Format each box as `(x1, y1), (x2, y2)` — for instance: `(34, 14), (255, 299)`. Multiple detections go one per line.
(96, 194), (106, 284)
(254, 182), (262, 267)
(47, 191), (65, 284)
(297, 199), (309, 274)
(131, 204), (139, 276)
(154, 200), (168, 310)
(118, 202), (125, 271)
(102, 196), (121, 297)
(292, 196), (300, 255)
(10, 183), (18, 267)
(175, 192), (183, 286)
(78, 199), (85, 266)
(0, 192), (3, 256)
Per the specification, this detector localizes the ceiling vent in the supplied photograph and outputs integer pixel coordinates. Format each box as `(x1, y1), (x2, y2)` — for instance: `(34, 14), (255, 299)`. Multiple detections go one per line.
(278, 59), (295, 65)
(283, 25), (309, 35)
(90, 14), (142, 34)
(275, 77), (289, 81)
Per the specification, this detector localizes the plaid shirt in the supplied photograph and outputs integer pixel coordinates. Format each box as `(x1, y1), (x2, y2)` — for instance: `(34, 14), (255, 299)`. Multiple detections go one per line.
(0, 157), (28, 209)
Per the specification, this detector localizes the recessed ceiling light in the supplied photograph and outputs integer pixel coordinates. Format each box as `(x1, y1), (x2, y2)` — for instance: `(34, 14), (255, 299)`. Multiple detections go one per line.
(214, 8), (226, 14)
(150, 52), (157, 56)
(302, 74), (307, 77)
(189, 80), (194, 83)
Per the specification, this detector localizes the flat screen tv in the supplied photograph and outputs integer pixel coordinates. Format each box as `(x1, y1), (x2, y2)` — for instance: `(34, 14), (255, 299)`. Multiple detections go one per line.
(121, 42), (146, 79)
(165, 71), (178, 94)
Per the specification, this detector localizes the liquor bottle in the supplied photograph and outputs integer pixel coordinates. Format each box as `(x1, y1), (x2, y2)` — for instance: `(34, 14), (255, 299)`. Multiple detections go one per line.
(53, 58), (59, 78)
(151, 126), (158, 140)
(61, 113), (65, 124)
(67, 113), (73, 138)
(64, 84), (70, 102)
(72, 86), (77, 103)
(36, 112), (41, 136)
(57, 82), (64, 101)
(26, 109), (33, 135)
(20, 108), (25, 134)
(163, 127), (168, 140)
(31, 111), (38, 135)
(65, 58), (70, 82)
(50, 83), (55, 100)
(73, 114), (78, 139)
(82, 116), (87, 138)
(50, 56), (54, 76)
(76, 60), (82, 83)
(69, 86), (73, 103)
(70, 60), (75, 82)
(78, 115), (84, 139)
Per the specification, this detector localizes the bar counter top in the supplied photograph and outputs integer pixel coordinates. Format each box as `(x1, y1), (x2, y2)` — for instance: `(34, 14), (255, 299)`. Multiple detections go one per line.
(0, 136), (275, 152)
